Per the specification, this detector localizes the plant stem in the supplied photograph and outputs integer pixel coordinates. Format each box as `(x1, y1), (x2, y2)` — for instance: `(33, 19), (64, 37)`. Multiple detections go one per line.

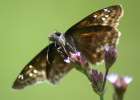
(99, 68), (109, 100)
(113, 92), (124, 100)
(102, 68), (109, 91)
(100, 94), (104, 100)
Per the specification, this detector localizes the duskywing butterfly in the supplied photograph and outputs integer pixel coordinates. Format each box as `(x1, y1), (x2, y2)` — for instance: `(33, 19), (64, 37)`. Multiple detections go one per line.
(12, 5), (123, 89)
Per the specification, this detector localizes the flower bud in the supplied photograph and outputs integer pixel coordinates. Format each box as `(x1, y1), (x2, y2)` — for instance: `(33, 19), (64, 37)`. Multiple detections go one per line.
(104, 46), (117, 69)
(90, 69), (104, 95)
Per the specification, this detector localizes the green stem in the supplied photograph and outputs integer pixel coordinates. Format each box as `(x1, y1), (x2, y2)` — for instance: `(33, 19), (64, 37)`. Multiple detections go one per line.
(100, 94), (104, 100)
(102, 68), (109, 91)
(113, 92), (124, 100)
(99, 68), (109, 100)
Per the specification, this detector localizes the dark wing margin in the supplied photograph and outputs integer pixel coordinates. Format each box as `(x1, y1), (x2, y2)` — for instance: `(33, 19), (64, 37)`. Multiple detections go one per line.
(65, 5), (123, 64)
(12, 43), (73, 89)
(65, 5), (123, 33)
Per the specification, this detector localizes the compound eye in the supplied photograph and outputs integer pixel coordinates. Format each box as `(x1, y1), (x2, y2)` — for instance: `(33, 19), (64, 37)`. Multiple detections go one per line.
(54, 32), (61, 36)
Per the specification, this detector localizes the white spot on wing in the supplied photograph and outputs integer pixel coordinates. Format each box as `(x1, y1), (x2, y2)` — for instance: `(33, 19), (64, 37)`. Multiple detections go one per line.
(104, 8), (108, 12)
(29, 65), (33, 69)
(33, 69), (38, 74)
(93, 15), (97, 18)
(102, 17), (106, 21)
(105, 15), (109, 18)
(18, 74), (24, 80)
(29, 73), (33, 77)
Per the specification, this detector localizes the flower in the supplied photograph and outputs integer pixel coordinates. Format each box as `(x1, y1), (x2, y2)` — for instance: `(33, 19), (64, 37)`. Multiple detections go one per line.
(90, 69), (104, 95)
(104, 45), (118, 69)
(70, 51), (87, 65)
(64, 51), (83, 64)
(107, 73), (132, 99)
(64, 57), (71, 63)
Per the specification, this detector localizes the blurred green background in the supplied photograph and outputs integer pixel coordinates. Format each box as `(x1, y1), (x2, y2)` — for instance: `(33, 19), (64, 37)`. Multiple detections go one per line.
(0, 0), (139, 100)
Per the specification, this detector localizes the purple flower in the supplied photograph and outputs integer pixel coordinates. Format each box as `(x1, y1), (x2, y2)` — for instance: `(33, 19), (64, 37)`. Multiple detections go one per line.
(104, 45), (117, 69)
(64, 51), (83, 64)
(70, 51), (87, 65)
(107, 73), (132, 100)
(90, 69), (104, 95)
(64, 57), (71, 63)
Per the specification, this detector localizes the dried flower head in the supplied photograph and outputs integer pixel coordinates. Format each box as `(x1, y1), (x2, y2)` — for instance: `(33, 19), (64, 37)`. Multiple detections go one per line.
(104, 46), (118, 69)
(90, 69), (104, 95)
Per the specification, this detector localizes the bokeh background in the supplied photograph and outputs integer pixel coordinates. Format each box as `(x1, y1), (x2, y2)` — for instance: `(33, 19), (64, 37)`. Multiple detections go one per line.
(0, 0), (139, 100)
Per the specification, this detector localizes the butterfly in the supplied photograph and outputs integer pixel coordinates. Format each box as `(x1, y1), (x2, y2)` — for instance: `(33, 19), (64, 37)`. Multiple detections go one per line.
(12, 5), (123, 89)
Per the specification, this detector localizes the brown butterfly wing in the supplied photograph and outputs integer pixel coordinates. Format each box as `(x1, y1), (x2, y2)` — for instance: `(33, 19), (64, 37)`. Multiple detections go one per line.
(67, 26), (120, 64)
(66, 5), (123, 32)
(12, 43), (73, 89)
(46, 44), (73, 84)
(65, 5), (123, 64)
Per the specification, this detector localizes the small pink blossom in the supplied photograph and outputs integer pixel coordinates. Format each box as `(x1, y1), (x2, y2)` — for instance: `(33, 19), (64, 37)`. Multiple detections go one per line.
(107, 73), (132, 94)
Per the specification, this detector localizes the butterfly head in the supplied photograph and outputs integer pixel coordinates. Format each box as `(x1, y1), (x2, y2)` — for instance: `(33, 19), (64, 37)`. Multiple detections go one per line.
(49, 32), (61, 41)
(49, 32), (66, 47)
